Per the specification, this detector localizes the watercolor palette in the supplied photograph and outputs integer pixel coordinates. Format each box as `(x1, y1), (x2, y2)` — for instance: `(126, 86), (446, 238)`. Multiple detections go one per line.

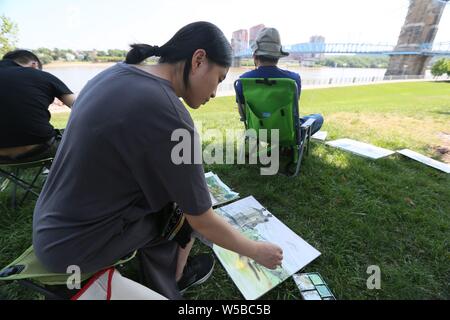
(293, 272), (336, 300)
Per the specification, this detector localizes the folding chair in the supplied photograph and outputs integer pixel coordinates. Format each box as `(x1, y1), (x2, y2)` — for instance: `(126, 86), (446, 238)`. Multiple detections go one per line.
(234, 78), (315, 177)
(0, 157), (52, 207)
(0, 245), (137, 300)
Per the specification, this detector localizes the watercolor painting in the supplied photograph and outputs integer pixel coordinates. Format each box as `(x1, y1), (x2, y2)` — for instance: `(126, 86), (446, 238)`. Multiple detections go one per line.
(213, 196), (321, 300)
(205, 172), (240, 207)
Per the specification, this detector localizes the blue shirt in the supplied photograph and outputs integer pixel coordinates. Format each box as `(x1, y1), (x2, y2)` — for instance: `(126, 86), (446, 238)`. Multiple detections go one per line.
(235, 66), (302, 102)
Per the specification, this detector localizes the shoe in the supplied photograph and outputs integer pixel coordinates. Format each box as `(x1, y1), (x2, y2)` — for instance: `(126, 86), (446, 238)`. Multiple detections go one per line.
(177, 254), (215, 293)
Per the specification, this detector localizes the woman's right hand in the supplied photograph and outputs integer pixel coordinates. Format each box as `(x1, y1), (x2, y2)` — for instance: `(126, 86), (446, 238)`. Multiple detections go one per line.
(185, 209), (284, 270)
(252, 242), (283, 269)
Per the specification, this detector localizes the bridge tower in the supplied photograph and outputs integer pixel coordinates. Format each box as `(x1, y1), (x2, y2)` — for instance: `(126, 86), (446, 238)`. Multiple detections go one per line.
(385, 0), (448, 77)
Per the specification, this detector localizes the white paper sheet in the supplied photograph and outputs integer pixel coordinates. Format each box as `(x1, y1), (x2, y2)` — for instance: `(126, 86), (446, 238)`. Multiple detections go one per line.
(326, 138), (395, 159)
(311, 131), (328, 141)
(397, 149), (450, 173)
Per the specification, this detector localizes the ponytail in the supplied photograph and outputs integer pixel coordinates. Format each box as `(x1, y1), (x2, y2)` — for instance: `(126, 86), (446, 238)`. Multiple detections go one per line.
(125, 44), (161, 64)
(125, 22), (232, 87)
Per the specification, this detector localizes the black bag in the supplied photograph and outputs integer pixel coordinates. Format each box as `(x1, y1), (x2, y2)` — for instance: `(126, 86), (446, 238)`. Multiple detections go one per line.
(158, 202), (193, 249)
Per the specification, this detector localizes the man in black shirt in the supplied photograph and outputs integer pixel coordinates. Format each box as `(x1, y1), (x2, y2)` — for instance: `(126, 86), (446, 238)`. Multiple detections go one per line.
(0, 50), (75, 163)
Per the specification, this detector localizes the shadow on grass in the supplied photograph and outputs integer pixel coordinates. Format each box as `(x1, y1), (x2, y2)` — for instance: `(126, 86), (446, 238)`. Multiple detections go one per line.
(434, 80), (450, 84)
(433, 111), (450, 116)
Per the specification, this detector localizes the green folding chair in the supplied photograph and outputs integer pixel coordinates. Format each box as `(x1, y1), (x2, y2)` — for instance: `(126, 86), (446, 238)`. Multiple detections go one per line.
(0, 245), (137, 300)
(0, 158), (53, 207)
(234, 78), (315, 176)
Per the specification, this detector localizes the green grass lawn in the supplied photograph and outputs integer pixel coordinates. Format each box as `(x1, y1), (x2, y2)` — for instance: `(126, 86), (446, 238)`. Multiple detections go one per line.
(1, 81), (449, 300)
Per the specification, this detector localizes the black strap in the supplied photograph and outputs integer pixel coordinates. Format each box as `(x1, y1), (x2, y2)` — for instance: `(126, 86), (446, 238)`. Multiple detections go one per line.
(255, 78), (277, 86)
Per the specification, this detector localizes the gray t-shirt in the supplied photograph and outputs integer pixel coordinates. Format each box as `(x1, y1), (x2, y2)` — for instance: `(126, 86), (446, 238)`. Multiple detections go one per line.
(33, 62), (212, 273)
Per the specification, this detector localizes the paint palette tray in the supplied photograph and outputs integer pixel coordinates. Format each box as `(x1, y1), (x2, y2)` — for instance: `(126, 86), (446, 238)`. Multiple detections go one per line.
(293, 272), (336, 300)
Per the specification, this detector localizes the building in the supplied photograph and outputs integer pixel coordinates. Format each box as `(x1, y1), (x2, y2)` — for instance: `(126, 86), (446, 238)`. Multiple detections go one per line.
(249, 24), (266, 48)
(231, 29), (249, 55)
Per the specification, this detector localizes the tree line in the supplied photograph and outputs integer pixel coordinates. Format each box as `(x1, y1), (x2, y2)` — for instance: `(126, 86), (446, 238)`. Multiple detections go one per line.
(314, 55), (389, 68)
(32, 48), (129, 64)
(239, 55), (390, 68)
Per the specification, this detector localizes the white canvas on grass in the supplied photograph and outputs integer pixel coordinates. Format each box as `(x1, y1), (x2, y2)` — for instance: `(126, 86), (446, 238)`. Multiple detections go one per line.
(326, 138), (395, 159)
(212, 196), (321, 300)
(205, 172), (239, 207)
(397, 149), (450, 173)
(311, 131), (328, 141)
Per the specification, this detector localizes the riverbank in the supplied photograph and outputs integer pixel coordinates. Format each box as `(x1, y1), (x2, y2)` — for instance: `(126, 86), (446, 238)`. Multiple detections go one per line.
(217, 77), (449, 96)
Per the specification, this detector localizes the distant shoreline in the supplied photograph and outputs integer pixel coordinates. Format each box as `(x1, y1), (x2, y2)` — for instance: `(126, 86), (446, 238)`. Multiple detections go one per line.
(43, 61), (388, 71)
(43, 61), (257, 72)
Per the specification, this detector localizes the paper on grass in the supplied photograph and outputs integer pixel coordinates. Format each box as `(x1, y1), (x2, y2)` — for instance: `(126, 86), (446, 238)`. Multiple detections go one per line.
(326, 138), (395, 159)
(205, 172), (239, 207)
(311, 131), (328, 141)
(397, 149), (450, 173)
(212, 196), (321, 300)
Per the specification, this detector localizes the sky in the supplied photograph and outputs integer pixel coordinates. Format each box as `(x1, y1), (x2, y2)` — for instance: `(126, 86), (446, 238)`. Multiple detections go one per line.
(1, 0), (449, 50)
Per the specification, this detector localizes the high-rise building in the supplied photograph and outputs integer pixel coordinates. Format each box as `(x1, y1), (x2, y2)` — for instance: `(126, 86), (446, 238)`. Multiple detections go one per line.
(231, 29), (249, 55)
(249, 24), (266, 48)
(310, 35), (325, 44)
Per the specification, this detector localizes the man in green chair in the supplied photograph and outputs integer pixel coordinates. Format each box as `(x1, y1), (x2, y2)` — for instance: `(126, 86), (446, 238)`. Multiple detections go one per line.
(235, 27), (323, 134)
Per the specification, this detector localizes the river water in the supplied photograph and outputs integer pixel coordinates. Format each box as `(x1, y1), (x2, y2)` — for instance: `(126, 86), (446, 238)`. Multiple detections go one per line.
(45, 64), (434, 96)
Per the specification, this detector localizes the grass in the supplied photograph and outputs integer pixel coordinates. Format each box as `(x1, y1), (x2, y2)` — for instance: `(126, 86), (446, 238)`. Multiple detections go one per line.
(1, 81), (449, 300)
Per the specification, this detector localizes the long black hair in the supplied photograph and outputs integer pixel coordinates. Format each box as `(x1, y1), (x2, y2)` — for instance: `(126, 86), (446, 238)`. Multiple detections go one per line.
(125, 21), (232, 87)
